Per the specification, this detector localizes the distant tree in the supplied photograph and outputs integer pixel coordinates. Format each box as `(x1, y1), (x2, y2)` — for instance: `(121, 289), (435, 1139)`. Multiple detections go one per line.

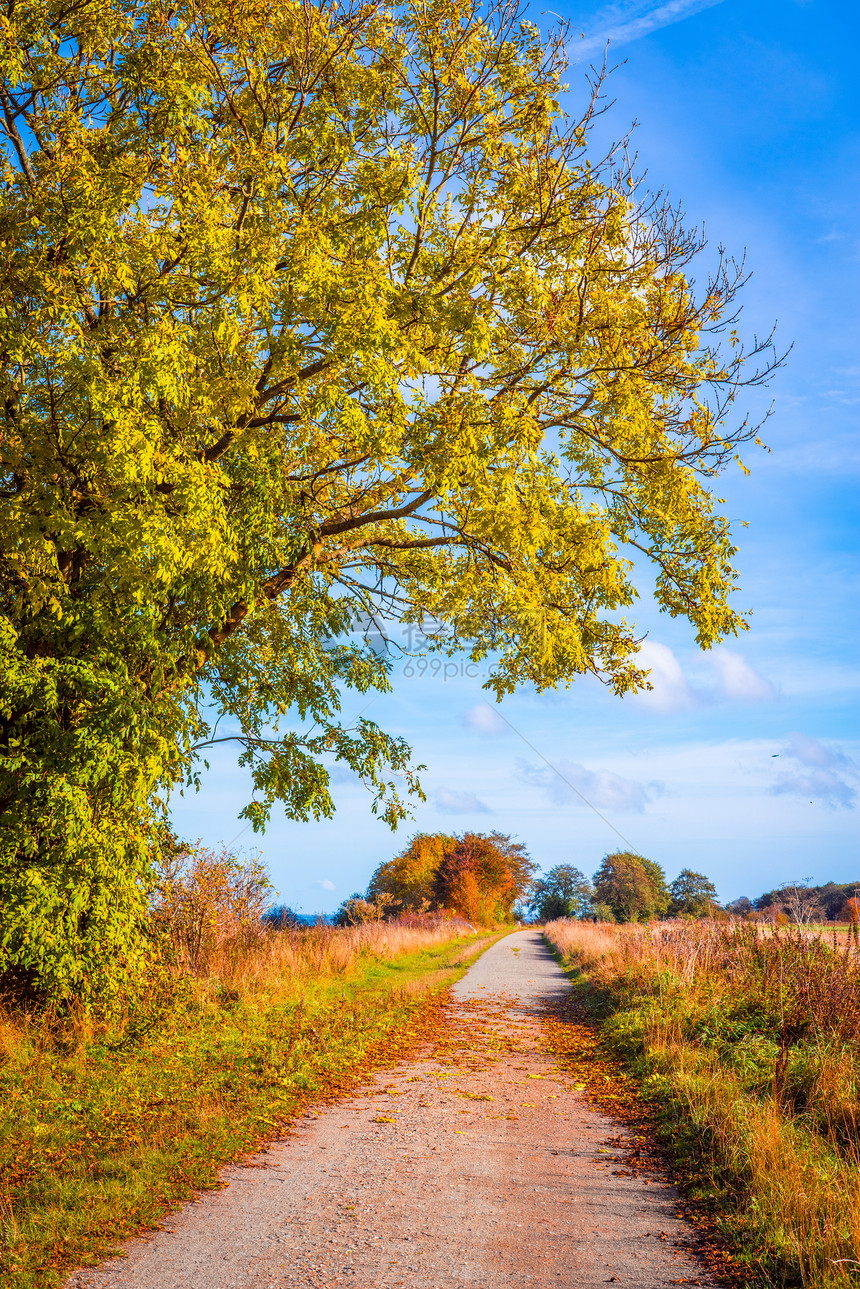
(530, 865), (593, 921)
(817, 882), (860, 922)
(727, 896), (754, 918)
(668, 869), (719, 917)
(842, 898), (860, 946)
(752, 880), (848, 924)
(365, 831), (535, 924)
(593, 851), (670, 923)
(261, 905), (303, 930)
(837, 896), (860, 923)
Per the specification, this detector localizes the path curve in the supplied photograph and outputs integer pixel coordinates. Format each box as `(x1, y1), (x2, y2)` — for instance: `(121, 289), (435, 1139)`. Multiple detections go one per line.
(68, 930), (718, 1288)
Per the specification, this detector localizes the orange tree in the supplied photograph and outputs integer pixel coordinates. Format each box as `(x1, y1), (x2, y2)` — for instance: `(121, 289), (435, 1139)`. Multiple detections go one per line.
(1, 0), (775, 998)
(366, 833), (455, 912)
(432, 832), (535, 923)
(367, 831), (535, 924)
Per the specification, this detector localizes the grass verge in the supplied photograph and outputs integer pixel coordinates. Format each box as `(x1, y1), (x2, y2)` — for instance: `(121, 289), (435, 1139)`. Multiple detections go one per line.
(543, 919), (860, 1289)
(1, 927), (504, 1288)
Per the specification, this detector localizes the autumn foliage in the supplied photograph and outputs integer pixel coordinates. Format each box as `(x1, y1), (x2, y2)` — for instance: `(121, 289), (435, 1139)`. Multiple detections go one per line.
(363, 831), (536, 925)
(367, 834), (455, 913)
(153, 840), (273, 974)
(591, 851), (670, 922)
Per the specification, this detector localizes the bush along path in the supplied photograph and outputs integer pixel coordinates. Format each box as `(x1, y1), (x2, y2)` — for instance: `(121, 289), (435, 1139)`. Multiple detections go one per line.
(65, 932), (722, 1289)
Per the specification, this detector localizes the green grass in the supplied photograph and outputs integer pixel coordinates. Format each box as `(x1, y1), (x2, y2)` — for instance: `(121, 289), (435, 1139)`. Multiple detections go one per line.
(0, 931), (502, 1288)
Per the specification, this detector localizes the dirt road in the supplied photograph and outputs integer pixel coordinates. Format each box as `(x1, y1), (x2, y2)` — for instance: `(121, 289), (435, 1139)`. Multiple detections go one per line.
(67, 931), (718, 1288)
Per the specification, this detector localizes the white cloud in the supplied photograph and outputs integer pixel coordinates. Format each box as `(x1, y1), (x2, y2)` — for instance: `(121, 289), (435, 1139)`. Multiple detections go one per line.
(517, 758), (650, 813)
(770, 733), (857, 808)
(772, 769), (856, 809)
(631, 642), (776, 712)
(316, 878), (336, 892)
(464, 703), (508, 736)
(573, 0), (726, 58)
(783, 731), (850, 769)
(711, 648), (777, 704)
(632, 641), (698, 713)
(434, 787), (492, 815)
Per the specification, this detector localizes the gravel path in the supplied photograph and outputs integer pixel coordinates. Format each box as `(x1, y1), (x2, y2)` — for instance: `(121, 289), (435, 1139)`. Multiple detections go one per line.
(67, 931), (718, 1288)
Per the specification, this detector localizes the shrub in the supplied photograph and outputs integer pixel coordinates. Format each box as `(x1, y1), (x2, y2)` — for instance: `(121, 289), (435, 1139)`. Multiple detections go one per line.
(152, 840), (272, 974)
(332, 892), (400, 927)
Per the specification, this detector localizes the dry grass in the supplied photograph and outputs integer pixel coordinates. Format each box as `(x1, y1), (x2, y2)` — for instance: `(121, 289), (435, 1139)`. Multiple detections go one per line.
(188, 916), (481, 995)
(151, 841), (480, 994)
(545, 918), (860, 1288)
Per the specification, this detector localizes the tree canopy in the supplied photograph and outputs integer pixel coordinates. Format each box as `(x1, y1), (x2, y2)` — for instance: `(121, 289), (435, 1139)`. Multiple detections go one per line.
(593, 851), (670, 923)
(366, 830), (535, 923)
(366, 833), (455, 912)
(667, 868), (719, 917)
(0, 0), (773, 997)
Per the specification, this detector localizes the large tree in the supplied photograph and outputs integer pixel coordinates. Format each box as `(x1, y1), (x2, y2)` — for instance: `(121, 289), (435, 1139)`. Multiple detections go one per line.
(593, 851), (670, 923)
(367, 832), (455, 912)
(365, 830), (534, 923)
(432, 832), (535, 923)
(0, 0), (774, 995)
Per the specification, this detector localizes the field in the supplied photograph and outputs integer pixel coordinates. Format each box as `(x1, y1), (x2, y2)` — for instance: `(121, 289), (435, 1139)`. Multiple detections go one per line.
(0, 918), (499, 1289)
(544, 918), (860, 1288)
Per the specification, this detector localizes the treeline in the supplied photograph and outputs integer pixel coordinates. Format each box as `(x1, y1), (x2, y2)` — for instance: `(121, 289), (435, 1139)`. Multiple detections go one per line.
(335, 836), (722, 926)
(531, 852), (719, 923)
(537, 864), (860, 927)
(529, 857), (860, 926)
(727, 880), (860, 925)
(341, 836), (860, 929)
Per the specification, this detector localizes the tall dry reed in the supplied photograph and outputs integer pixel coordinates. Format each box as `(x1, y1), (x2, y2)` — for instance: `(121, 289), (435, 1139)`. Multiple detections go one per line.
(545, 918), (860, 1287)
(200, 917), (480, 993)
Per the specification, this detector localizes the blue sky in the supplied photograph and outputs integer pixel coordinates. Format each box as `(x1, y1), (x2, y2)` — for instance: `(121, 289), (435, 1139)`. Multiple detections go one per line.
(171, 0), (860, 912)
